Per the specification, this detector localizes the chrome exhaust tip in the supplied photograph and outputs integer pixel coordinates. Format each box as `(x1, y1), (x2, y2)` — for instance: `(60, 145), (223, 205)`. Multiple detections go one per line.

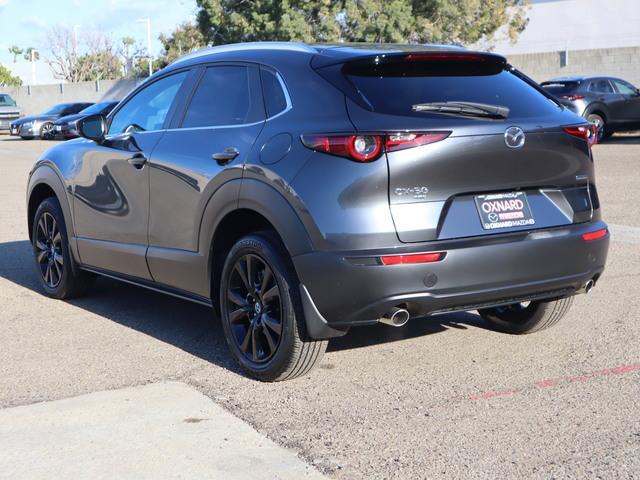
(379, 307), (410, 327)
(584, 279), (594, 293)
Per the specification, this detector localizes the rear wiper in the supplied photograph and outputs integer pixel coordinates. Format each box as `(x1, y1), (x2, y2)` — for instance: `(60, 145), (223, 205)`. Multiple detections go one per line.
(412, 101), (510, 119)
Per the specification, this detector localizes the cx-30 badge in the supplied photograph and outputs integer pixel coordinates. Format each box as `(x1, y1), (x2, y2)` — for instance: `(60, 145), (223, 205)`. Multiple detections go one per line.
(504, 126), (525, 149)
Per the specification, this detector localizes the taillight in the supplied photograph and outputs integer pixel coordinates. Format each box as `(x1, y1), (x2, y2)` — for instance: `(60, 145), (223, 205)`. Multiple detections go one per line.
(582, 228), (607, 241)
(301, 134), (382, 162)
(563, 124), (597, 147)
(379, 251), (445, 265)
(386, 132), (451, 152)
(301, 132), (450, 162)
(559, 95), (585, 101)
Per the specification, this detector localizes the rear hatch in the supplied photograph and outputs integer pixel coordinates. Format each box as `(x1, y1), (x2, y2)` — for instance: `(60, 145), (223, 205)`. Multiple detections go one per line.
(314, 51), (596, 242)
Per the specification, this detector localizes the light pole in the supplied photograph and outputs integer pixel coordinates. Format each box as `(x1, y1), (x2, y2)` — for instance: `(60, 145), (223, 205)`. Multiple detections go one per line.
(73, 25), (80, 57)
(136, 18), (152, 77)
(30, 48), (39, 86)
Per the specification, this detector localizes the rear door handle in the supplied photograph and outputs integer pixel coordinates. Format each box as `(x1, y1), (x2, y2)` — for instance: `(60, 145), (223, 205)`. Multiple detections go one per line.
(212, 148), (240, 165)
(127, 153), (147, 169)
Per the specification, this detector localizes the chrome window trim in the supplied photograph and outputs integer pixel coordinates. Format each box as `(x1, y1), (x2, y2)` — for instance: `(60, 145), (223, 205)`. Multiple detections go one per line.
(166, 67), (292, 132)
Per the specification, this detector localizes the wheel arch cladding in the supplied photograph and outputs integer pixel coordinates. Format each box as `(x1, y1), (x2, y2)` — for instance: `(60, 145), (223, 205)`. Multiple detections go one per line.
(27, 166), (74, 243)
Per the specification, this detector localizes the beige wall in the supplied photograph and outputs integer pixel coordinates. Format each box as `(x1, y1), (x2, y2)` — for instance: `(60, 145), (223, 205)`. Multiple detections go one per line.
(507, 47), (640, 87)
(4, 79), (141, 116)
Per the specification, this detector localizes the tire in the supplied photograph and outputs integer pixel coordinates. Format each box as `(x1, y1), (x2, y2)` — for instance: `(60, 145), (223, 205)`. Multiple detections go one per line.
(586, 113), (606, 143)
(40, 122), (54, 140)
(478, 297), (574, 334)
(32, 197), (95, 299)
(219, 232), (327, 381)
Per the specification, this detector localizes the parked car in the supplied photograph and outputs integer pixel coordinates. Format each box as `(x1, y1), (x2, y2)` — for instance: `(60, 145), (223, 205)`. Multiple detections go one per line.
(541, 76), (640, 142)
(26, 43), (609, 381)
(10, 102), (93, 139)
(52, 101), (119, 140)
(0, 93), (21, 133)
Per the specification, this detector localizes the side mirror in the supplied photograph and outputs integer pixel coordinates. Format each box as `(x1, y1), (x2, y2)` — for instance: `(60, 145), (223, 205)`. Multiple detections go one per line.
(77, 114), (107, 144)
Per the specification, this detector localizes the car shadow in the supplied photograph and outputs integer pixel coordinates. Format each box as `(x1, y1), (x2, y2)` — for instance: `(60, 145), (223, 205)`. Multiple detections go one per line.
(0, 239), (492, 373)
(599, 132), (640, 145)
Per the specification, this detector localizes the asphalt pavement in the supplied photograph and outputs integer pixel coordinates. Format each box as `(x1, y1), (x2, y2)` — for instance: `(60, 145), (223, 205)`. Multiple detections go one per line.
(0, 135), (638, 479)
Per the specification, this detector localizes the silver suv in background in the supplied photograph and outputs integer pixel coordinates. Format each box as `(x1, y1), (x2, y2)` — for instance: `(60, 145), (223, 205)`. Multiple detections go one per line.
(0, 93), (21, 133)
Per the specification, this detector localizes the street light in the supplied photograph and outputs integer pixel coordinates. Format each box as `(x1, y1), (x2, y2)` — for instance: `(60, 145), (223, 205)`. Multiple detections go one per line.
(136, 18), (152, 77)
(73, 25), (80, 57)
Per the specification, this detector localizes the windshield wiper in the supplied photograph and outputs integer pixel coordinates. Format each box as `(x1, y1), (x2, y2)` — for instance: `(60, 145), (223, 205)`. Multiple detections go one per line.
(412, 101), (510, 119)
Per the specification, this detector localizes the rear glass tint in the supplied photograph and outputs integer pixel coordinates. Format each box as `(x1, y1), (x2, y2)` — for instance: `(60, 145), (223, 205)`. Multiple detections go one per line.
(541, 82), (580, 95)
(343, 57), (560, 119)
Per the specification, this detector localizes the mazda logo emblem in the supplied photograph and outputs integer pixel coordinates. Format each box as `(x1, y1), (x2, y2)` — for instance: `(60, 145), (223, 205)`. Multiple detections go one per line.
(504, 126), (525, 149)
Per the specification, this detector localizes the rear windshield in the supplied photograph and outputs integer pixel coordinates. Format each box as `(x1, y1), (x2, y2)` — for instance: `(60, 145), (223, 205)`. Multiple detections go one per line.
(541, 82), (580, 95)
(341, 57), (560, 119)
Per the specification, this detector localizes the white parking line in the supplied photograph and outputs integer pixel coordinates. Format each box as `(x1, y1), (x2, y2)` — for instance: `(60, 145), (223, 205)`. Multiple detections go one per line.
(0, 382), (326, 480)
(609, 224), (640, 244)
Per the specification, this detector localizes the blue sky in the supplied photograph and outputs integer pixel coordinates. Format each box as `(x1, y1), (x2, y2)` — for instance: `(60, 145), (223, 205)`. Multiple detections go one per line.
(0, 0), (198, 84)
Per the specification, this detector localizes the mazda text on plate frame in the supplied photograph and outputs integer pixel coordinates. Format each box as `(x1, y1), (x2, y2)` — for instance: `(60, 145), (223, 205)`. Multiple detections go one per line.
(26, 43), (609, 381)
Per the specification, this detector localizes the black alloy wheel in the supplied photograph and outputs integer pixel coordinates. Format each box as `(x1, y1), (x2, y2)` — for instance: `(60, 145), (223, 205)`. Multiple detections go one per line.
(31, 197), (95, 299)
(226, 253), (283, 364)
(219, 233), (328, 382)
(34, 212), (64, 288)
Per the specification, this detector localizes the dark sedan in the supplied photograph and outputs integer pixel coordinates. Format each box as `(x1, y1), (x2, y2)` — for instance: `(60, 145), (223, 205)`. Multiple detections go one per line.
(10, 102), (93, 139)
(541, 76), (640, 141)
(52, 101), (119, 140)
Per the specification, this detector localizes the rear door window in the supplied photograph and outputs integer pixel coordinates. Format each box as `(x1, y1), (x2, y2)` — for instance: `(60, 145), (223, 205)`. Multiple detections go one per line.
(341, 56), (559, 120)
(588, 79), (615, 94)
(181, 65), (264, 128)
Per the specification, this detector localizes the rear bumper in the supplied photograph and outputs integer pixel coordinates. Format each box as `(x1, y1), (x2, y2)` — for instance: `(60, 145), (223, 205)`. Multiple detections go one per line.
(294, 221), (609, 338)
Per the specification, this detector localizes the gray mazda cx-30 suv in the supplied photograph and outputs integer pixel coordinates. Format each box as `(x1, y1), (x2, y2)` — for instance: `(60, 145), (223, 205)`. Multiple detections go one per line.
(26, 43), (609, 381)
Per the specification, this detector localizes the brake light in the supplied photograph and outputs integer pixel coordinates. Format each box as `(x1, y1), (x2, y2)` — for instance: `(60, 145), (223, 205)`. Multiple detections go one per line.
(379, 251), (445, 265)
(582, 228), (607, 241)
(559, 95), (584, 101)
(301, 132), (450, 162)
(405, 54), (485, 61)
(563, 124), (597, 147)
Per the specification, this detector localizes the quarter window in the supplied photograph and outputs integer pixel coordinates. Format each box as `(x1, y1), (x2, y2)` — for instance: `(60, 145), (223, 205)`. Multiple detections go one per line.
(109, 71), (188, 135)
(260, 68), (289, 117)
(182, 66), (264, 128)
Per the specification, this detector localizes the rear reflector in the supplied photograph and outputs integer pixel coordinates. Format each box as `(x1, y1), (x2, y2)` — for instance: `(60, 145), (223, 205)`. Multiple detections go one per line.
(563, 124), (597, 147)
(379, 251), (445, 265)
(582, 228), (607, 241)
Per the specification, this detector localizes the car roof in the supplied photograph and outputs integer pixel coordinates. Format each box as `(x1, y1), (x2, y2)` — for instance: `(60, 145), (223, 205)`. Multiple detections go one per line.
(168, 41), (496, 71)
(542, 76), (623, 84)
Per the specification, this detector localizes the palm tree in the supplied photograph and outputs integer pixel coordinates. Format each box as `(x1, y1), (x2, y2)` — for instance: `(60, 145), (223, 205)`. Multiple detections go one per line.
(8, 46), (23, 63)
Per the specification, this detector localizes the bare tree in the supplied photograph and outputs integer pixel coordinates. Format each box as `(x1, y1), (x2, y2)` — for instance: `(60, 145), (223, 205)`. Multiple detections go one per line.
(44, 26), (123, 82)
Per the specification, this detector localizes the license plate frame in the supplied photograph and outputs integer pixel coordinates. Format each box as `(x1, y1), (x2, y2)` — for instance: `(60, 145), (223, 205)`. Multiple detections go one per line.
(474, 191), (535, 230)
